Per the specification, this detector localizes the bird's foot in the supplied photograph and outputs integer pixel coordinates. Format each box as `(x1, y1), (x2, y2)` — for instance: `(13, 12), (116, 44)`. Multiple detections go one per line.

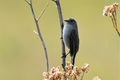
(61, 52), (70, 58)
(61, 55), (67, 58)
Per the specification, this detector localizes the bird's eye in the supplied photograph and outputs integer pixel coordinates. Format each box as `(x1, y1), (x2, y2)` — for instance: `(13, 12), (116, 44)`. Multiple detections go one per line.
(71, 20), (74, 23)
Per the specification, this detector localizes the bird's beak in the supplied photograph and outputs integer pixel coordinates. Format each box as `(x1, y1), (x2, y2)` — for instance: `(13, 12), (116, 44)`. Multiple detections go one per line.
(64, 19), (69, 22)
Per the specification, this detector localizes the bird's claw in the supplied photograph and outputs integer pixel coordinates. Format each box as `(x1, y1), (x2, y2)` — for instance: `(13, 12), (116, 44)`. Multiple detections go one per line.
(61, 55), (67, 58)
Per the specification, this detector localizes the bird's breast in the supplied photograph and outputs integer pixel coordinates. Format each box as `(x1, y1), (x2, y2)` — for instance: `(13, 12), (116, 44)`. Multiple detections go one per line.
(63, 24), (73, 49)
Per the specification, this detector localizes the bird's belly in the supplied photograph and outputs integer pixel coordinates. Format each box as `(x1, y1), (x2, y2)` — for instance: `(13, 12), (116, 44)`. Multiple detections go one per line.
(63, 35), (70, 49)
(63, 26), (73, 49)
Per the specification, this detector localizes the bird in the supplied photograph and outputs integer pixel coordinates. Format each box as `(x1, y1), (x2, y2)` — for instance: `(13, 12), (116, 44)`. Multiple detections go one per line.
(63, 18), (79, 68)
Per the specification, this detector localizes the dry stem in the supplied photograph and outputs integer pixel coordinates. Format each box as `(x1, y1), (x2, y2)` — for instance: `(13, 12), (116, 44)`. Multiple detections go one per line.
(52, 0), (66, 71)
(25, 0), (49, 72)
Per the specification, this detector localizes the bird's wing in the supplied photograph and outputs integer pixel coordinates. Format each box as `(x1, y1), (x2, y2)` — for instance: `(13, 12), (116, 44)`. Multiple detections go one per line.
(69, 29), (79, 56)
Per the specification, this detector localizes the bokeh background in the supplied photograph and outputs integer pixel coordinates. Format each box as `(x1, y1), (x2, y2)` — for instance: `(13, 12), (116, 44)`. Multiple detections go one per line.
(0, 0), (120, 80)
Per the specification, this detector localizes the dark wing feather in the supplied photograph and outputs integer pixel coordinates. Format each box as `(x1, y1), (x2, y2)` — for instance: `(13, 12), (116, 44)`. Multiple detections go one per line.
(69, 29), (79, 57)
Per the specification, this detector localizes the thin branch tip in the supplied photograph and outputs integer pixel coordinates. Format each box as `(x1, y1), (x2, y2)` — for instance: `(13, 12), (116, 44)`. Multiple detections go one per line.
(37, 1), (50, 21)
(30, 0), (32, 4)
(25, 0), (30, 5)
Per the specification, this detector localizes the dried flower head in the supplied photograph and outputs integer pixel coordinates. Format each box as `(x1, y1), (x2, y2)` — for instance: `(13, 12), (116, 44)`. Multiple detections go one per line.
(74, 66), (81, 76)
(42, 66), (64, 80)
(93, 76), (101, 80)
(42, 72), (49, 79)
(103, 3), (119, 16)
(50, 67), (56, 73)
(42, 61), (89, 80)
(80, 63), (89, 73)
(103, 3), (120, 36)
(65, 61), (73, 71)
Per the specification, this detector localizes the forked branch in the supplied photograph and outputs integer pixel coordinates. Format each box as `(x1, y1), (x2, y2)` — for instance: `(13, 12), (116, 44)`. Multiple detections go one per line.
(25, 0), (49, 72)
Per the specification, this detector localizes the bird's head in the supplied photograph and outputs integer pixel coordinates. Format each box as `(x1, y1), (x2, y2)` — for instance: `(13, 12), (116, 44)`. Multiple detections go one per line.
(64, 18), (77, 25)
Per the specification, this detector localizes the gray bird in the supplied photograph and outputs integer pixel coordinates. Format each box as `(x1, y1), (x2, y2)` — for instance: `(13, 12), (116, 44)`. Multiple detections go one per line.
(63, 18), (79, 68)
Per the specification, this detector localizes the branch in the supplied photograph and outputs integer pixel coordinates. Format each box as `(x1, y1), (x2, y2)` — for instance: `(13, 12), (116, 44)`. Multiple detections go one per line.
(25, 0), (30, 4)
(110, 14), (120, 37)
(25, 0), (49, 72)
(37, 1), (50, 21)
(112, 13), (120, 36)
(80, 72), (85, 80)
(52, 0), (66, 71)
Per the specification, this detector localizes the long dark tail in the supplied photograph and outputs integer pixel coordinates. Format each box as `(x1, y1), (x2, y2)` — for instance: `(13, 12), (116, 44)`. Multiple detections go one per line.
(71, 54), (76, 69)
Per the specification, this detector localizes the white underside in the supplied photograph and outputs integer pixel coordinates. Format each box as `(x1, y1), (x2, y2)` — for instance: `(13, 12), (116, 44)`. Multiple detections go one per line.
(63, 23), (73, 50)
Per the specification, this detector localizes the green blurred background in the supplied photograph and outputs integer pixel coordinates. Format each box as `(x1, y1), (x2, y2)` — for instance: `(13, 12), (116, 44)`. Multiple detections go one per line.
(0, 0), (120, 80)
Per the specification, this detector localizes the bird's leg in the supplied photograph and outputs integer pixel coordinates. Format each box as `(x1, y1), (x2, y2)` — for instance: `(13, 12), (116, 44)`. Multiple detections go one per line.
(71, 54), (76, 69)
(66, 51), (70, 56)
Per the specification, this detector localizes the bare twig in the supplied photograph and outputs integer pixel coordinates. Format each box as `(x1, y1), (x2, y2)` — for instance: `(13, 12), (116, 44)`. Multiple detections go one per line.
(80, 72), (85, 80)
(25, 0), (30, 4)
(52, 0), (66, 71)
(110, 14), (120, 36)
(110, 16), (116, 30)
(37, 1), (50, 21)
(25, 0), (49, 72)
(112, 13), (120, 36)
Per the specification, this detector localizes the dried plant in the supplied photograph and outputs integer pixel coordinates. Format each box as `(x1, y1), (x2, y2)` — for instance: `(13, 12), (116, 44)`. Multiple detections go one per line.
(25, 0), (50, 72)
(103, 3), (120, 36)
(25, 0), (103, 80)
(42, 61), (89, 80)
